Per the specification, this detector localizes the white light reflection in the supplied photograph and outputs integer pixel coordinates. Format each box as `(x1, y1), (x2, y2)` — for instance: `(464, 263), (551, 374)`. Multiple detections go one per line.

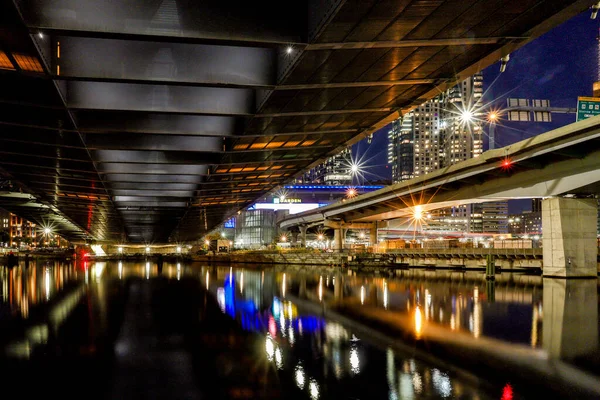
(383, 280), (388, 309)
(282, 273), (286, 297)
(386, 348), (398, 400)
(265, 335), (275, 360)
(360, 285), (365, 305)
(318, 275), (323, 302)
(309, 379), (320, 400)
(118, 262), (123, 279)
(205, 271), (209, 288)
(295, 365), (306, 389)
(400, 373), (415, 399)
(412, 372), (423, 394)
(240, 271), (244, 293)
(288, 325), (295, 345)
(217, 288), (225, 312)
(94, 262), (105, 279)
(145, 262), (150, 279)
(275, 347), (283, 369)
(432, 368), (452, 398)
(44, 268), (50, 300)
(176, 263), (181, 281)
(350, 346), (360, 374)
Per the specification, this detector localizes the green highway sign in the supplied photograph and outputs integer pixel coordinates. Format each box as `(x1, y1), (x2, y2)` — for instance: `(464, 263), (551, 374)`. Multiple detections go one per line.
(576, 96), (600, 121)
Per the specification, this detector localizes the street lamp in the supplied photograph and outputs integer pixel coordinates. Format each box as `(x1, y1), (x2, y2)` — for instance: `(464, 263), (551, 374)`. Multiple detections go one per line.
(176, 246), (182, 253)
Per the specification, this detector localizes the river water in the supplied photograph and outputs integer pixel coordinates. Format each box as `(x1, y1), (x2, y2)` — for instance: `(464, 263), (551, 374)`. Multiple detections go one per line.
(0, 259), (597, 399)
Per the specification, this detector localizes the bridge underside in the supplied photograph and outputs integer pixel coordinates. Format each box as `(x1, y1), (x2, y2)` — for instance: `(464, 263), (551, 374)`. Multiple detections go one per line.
(0, 0), (593, 243)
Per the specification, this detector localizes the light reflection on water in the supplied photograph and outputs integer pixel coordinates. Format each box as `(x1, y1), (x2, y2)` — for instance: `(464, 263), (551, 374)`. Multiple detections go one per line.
(204, 266), (495, 399)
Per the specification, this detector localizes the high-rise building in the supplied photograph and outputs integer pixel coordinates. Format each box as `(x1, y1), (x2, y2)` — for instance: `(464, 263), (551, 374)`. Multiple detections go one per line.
(300, 148), (353, 185)
(388, 73), (507, 234)
(388, 74), (484, 183)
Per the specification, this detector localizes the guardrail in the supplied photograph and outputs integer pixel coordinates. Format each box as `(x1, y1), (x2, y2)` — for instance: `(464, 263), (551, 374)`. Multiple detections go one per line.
(386, 248), (542, 258)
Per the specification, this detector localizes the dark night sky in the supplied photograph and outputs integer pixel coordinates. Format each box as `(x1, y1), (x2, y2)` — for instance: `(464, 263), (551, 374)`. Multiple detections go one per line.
(354, 10), (599, 213)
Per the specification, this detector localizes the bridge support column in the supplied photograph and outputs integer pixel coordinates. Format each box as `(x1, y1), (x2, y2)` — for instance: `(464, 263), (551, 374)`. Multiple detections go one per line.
(542, 198), (598, 277)
(291, 231), (299, 246)
(369, 222), (378, 247)
(299, 225), (307, 248)
(485, 254), (496, 280)
(333, 228), (344, 252)
(543, 278), (598, 358)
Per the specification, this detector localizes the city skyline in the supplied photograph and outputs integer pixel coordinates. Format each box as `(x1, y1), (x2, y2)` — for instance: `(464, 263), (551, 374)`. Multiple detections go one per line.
(352, 11), (599, 214)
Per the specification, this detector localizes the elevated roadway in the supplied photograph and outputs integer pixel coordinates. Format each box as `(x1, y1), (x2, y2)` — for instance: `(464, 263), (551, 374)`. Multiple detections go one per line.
(280, 116), (600, 228)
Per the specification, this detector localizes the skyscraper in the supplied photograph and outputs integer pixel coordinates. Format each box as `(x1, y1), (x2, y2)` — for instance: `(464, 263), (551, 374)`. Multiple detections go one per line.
(388, 74), (484, 183)
(388, 73), (507, 234)
(300, 148), (353, 185)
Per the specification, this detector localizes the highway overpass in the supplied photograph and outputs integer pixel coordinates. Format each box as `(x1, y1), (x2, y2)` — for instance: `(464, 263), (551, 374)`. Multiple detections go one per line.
(0, 0), (594, 244)
(279, 116), (600, 277)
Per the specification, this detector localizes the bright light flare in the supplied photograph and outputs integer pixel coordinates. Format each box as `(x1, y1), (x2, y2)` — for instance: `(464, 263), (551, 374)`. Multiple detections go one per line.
(317, 234), (324, 240)
(346, 187), (357, 199)
(415, 306), (423, 338)
(488, 111), (499, 122)
(205, 239), (210, 246)
(350, 164), (359, 173)
(43, 227), (52, 235)
(500, 157), (513, 171)
(280, 235), (287, 242)
(413, 205), (424, 221)
(460, 110), (473, 123)
(286, 46), (293, 55)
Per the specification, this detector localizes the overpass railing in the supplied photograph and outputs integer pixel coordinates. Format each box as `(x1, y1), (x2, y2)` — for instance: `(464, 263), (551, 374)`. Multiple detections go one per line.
(385, 248), (542, 258)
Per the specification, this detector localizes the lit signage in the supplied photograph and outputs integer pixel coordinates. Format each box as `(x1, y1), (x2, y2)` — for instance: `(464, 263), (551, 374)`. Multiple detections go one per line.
(325, 174), (351, 181)
(254, 203), (322, 214)
(274, 198), (301, 203)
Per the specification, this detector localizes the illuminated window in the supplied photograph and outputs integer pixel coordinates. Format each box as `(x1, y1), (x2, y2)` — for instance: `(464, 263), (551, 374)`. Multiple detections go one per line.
(12, 53), (44, 72)
(0, 51), (15, 70)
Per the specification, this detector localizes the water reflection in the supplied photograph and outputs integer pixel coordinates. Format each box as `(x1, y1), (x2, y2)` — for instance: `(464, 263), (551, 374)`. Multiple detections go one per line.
(0, 260), (78, 318)
(205, 267), (491, 399)
(294, 269), (549, 348)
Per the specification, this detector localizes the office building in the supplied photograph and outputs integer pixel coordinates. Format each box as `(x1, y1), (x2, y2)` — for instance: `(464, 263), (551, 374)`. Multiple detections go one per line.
(387, 73), (507, 233)
(301, 148), (353, 185)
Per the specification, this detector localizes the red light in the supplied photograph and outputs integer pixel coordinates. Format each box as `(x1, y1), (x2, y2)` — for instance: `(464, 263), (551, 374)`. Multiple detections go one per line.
(83, 253), (89, 258)
(501, 383), (513, 400)
(500, 157), (513, 170)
